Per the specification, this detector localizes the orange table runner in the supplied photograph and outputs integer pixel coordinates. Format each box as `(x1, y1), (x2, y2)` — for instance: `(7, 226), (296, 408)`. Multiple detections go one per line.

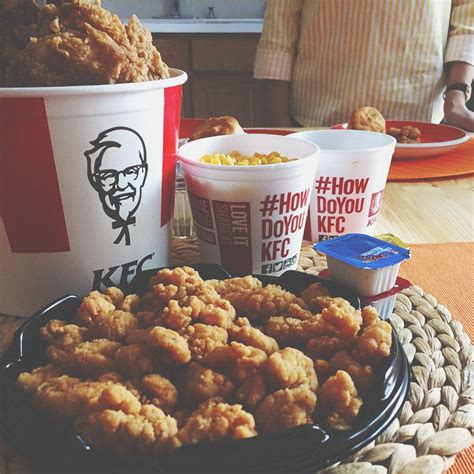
(399, 242), (474, 473)
(388, 138), (474, 182)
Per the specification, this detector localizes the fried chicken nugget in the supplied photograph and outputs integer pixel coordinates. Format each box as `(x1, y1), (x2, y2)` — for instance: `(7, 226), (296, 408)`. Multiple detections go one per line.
(127, 326), (191, 365)
(89, 310), (139, 342)
(361, 306), (381, 328)
(182, 362), (234, 405)
(137, 374), (178, 413)
(149, 266), (203, 289)
(35, 376), (141, 419)
(115, 344), (154, 377)
(40, 319), (87, 351)
(329, 351), (375, 394)
(287, 302), (314, 320)
(208, 275), (263, 296)
(102, 287), (124, 307)
(306, 335), (352, 360)
(320, 299), (362, 339)
(223, 284), (297, 323)
(121, 294), (141, 313)
(17, 364), (63, 394)
(155, 300), (193, 331)
(75, 291), (115, 327)
(171, 398), (256, 448)
(264, 348), (318, 391)
(352, 321), (392, 365)
(235, 375), (267, 408)
(75, 404), (177, 458)
(319, 370), (362, 430)
(265, 316), (337, 345)
(228, 324), (279, 355)
(255, 385), (316, 433)
(203, 342), (267, 383)
(48, 339), (121, 377)
(300, 282), (331, 311)
(184, 323), (228, 360)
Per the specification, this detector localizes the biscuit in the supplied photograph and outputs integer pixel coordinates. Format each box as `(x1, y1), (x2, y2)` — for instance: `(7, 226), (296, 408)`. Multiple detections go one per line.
(348, 107), (386, 133)
(189, 116), (245, 141)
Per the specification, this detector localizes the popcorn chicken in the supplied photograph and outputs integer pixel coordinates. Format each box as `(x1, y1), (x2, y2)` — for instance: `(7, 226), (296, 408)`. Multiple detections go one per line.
(352, 321), (392, 365)
(155, 300), (193, 331)
(182, 362), (234, 405)
(89, 310), (139, 342)
(255, 385), (317, 433)
(300, 282), (331, 311)
(102, 287), (124, 308)
(17, 364), (63, 394)
(171, 398), (256, 448)
(235, 375), (267, 408)
(319, 370), (362, 430)
(137, 374), (178, 413)
(320, 299), (362, 339)
(75, 291), (115, 327)
(329, 351), (375, 394)
(306, 335), (352, 360)
(184, 323), (228, 360)
(40, 319), (87, 351)
(264, 348), (318, 391)
(75, 405), (177, 458)
(115, 344), (154, 377)
(48, 339), (121, 377)
(228, 324), (279, 355)
(208, 275), (263, 295)
(361, 306), (381, 328)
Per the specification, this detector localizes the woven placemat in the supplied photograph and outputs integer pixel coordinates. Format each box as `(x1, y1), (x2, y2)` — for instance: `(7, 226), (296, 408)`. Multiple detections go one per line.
(171, 239), (474, 473)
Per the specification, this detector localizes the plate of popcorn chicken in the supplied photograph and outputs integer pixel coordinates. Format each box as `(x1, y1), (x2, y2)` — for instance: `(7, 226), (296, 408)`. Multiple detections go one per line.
(0, 265), (409, 473)
(331, 107), (469, 160)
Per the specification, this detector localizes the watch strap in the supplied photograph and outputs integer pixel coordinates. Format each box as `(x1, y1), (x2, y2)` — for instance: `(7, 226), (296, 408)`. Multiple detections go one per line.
(443, 83), (472, 101)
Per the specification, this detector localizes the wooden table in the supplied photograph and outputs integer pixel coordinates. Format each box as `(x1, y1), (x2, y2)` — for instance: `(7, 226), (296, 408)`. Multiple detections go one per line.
(0, 172), (472, 473)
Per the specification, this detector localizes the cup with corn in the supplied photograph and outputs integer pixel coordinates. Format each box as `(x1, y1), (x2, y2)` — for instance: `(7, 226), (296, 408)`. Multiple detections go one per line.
(178, 134), (320, 276)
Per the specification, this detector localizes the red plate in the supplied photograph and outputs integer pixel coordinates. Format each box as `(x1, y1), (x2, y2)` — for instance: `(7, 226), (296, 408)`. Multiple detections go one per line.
(330, 121), (469, 160)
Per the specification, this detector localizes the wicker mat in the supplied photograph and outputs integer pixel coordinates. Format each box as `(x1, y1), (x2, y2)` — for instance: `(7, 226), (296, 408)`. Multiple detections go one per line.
(171, 239), (474, 474)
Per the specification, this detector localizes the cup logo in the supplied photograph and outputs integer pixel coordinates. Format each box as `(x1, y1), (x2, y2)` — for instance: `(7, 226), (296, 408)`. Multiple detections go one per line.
(84, 127), (148, 246)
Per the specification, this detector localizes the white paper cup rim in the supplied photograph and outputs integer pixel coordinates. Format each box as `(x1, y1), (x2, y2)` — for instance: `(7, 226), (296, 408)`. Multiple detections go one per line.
(288, 130), (396, 154)
(0, 68), (187, 97)
(179, 133), (320, 174)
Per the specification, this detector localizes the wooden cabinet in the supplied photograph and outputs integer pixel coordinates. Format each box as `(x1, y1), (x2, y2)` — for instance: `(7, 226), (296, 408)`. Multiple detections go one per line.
(153, 33), (264, 127)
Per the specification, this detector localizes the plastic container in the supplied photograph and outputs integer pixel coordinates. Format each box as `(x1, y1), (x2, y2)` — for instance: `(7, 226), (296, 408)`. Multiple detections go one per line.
(179, 134), (320, 276)
(172, 161), (195, 239)
(289, 130), (396, 242)
(0, 69), (187, 316)
(315, 233), (411, 297)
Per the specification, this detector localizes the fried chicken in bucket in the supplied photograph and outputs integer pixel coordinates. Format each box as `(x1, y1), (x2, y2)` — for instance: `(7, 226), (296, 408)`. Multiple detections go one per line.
(2, 0), (170, 86)
(17, 266), (393, 461)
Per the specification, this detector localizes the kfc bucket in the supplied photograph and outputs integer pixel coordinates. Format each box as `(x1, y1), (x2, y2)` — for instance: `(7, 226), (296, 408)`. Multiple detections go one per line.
(0, 69), (187, 316)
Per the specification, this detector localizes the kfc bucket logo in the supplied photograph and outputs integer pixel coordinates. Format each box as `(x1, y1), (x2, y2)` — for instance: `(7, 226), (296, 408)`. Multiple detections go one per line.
(85, 127), (148, 246)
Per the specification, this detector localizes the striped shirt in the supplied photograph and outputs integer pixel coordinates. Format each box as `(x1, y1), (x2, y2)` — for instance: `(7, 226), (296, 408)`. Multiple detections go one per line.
(254, 0), (474, 126)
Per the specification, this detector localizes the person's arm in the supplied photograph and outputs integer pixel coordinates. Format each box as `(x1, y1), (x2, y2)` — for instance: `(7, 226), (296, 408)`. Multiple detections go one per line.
(443, 1), (474, 131)
(253, 0), (304, 126)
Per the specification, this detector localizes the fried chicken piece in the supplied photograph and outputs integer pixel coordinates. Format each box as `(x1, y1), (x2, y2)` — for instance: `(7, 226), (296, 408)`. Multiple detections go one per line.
(188, 292), (236, 329)
(203, 342), (267, 383)
(171, 398), (256, 448)
(352, 321), (392, 365)
(127, 326), (191, 365)
(223, 285), (297, 323)
(135, 374), (178, 413)
(320, 299), (362, 339)
(102, 287), (124, 308)
(75, 290), (115, 327)
(387, 125), (421, 143)
(121, 294), (141, 313)
(115, 344), (154, 377)
(75, 404), (177, 458)
(40, 319), (87, 351)
(149, 266), (204, 289)
(319, 370), (362, 430)
(208, 275), (263, 296)
(264, 347), (318, 391)
(265, 316), (337, 345)
(329, 351), (375, 394)
(48, 339), (121, 377)
(287, 302), (314, 320)
(155, 300), (193, 331)
(34, 376), (141, 419)
(182, 362), (234, 405)
(184, 323), (228, 360)
(16, 364), (63, 394)
(88, 310), (139, 342)
(348, 106), (386, 133)
(235, 375), (267, 409)
(361, 305), (381, 328)
(228, 324), (279, 355)
(300, 282), (331, 311)
(255, 385), (316, 433)
(5, 1), (170, 86)
(312, 359), (331, 381)
(306, 335), (352, 360)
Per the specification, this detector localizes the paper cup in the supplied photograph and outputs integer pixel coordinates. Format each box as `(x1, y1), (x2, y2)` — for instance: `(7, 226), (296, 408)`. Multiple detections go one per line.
(179, 134), (320, 276)
(0, 69), (187, 316)
(289, 130), (396, 242)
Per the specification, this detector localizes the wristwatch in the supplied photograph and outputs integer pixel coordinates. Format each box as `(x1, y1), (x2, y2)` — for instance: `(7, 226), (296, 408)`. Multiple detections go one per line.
(443, 83), (472, 101)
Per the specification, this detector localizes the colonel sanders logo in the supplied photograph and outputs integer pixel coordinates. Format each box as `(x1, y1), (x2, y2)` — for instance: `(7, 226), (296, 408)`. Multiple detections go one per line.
(85, 127), (148, 245)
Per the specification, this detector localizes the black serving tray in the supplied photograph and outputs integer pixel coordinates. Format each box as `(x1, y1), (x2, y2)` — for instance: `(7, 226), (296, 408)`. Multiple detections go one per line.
(0, 264), (410, 474)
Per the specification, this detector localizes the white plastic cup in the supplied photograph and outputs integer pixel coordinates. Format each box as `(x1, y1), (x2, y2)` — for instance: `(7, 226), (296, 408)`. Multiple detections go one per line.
(0, 69), (187, 316)
(179, 134), (320, 276)
(289, 130), (396, 242)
